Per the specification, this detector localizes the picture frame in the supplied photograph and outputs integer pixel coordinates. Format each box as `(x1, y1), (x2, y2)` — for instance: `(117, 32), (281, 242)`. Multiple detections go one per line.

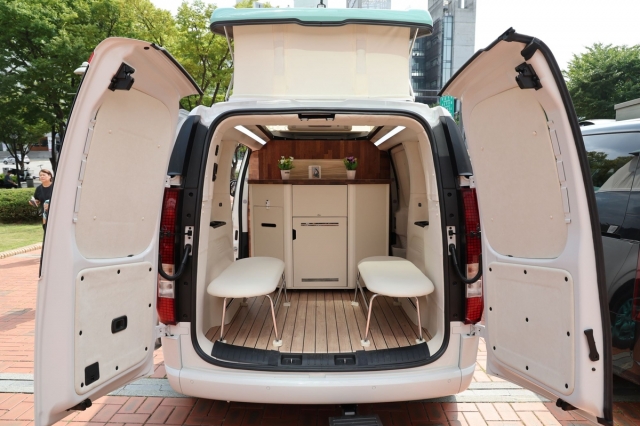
(308, 165), (321, 179)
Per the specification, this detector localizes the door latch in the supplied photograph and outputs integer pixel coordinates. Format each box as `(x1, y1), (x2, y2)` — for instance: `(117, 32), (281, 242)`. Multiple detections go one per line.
(447, 226), (456, 248)
(184, 226), (194, 254)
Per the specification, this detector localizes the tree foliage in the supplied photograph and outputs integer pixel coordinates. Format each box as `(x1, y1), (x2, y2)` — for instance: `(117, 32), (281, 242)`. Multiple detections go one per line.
(565, 44), (640, 120)
(0, 0), (259, 172)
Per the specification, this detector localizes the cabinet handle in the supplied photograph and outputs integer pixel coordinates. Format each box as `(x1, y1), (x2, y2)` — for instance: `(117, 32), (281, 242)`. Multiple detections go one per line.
(293, 229), (297, 240)
(414, 221), (429, 228)
(261, 223), (276, 228)
(210, 221), (226, 229)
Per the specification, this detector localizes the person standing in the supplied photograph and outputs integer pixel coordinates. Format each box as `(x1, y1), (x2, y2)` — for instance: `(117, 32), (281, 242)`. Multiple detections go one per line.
(31, 169), (54, 230)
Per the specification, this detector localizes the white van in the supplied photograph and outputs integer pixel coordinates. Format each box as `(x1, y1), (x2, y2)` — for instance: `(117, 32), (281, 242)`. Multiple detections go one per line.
(34, 8), (612, 426)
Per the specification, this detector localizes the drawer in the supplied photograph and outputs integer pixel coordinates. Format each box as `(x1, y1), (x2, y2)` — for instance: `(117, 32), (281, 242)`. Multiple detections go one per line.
(250, 184), (285, 208)
(293, 185), (347, 217)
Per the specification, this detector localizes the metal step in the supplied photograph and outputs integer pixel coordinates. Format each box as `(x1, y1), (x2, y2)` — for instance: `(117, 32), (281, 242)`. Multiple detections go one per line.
(329, 415), (384, 425)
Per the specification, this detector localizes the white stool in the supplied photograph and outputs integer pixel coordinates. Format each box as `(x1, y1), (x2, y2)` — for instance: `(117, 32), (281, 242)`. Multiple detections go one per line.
(207, 257), (287, 347)
(353, 256), (435, 347)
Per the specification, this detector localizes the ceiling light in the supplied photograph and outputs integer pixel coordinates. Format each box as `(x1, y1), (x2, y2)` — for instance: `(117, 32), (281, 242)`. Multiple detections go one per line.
(235, 126), (266, 145)
(374, 126), (406, 146)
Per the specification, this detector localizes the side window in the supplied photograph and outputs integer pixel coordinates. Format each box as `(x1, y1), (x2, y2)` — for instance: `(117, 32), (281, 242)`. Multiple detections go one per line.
(585, 132), (640, 235)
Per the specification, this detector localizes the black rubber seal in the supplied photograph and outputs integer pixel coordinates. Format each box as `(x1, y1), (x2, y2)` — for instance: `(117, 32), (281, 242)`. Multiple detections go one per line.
(188, 107), (453, 373)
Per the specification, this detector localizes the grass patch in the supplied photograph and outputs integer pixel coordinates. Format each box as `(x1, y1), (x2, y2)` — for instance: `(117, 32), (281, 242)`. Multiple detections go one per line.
(0, 223), (43, 252)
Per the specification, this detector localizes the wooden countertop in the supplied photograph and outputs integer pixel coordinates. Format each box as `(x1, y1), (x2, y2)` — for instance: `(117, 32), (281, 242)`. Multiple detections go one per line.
(248, 179), (391, 185)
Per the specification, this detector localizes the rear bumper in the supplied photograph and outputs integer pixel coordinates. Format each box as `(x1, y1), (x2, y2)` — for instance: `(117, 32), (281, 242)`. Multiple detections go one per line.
(161, 327), (480, 403)
(168, 363), (465, 404)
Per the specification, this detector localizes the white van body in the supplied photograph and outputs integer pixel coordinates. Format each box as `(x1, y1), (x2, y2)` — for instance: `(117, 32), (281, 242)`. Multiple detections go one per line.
(34, 9), (612, 426)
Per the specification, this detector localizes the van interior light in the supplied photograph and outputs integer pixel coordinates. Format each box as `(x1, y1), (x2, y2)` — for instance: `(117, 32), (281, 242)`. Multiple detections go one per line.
(374, 126), (406, 146)
(235, 125), (266, 145)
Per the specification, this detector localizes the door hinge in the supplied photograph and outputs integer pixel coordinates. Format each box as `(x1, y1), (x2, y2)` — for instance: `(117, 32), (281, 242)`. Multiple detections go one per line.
(155, 324), (168, 339)
(67, 398), (92, 412)
(515, 62), (542, 91)
(556, 398), (577, 411)
(470, 324), (485, 337)
(108, 63), (135, 91)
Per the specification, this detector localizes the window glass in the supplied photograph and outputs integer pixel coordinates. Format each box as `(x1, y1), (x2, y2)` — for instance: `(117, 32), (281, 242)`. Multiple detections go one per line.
(585, 133), (640, 191)
(584, 132), (640, 234)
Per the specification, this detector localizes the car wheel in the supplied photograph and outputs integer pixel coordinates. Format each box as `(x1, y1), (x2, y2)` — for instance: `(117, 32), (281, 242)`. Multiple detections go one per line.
(610, 287), (638, 350)
(2, 160), (6, 164)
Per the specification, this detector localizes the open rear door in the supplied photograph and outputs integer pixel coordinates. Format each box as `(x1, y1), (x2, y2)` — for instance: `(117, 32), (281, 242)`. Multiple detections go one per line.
(441, 29), (612, 424)
(35, 38), (201, 425)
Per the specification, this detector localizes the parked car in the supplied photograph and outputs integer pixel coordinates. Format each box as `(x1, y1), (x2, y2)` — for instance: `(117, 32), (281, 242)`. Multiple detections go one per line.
(582, 119), (640, 384)
(2, 154), (30, 165)
(34, 10), (613, 426)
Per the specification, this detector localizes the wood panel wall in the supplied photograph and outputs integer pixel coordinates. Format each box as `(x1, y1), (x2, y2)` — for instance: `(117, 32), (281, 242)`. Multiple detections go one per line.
(255, 140), (390, 180)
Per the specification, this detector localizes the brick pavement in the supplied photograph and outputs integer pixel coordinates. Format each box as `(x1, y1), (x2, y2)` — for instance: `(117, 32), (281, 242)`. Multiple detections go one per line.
(0, 249), (634, 425)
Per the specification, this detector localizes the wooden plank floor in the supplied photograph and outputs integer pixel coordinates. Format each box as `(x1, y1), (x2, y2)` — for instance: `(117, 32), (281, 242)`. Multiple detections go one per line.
(206, 290), (431, 353)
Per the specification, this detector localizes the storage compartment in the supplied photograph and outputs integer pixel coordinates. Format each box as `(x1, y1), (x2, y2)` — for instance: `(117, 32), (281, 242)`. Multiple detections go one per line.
(293, 185), (347, 217)
(293, 217), (347, 287)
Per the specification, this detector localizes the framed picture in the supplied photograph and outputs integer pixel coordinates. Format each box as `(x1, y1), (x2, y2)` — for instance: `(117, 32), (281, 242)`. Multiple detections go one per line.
(308, 165), (321, 179)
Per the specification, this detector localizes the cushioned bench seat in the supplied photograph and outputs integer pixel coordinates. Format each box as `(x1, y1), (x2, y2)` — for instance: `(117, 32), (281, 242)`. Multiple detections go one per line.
(207, 257), (287, 347)
(354, 256), (435, 346)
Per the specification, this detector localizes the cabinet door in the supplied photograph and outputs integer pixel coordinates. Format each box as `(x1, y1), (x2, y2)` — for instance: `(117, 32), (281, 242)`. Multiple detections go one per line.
(293, 217), (347, 287)
(252, 206), (284, 261)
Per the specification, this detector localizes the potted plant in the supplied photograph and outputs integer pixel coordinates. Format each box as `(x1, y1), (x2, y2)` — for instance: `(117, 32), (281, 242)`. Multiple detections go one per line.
(278, 156), (294, 180)
(343, 156), (358, 179)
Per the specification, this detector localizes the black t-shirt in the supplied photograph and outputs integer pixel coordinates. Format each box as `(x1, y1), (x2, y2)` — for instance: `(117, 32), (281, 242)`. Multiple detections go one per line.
(34, 184), (53, 209)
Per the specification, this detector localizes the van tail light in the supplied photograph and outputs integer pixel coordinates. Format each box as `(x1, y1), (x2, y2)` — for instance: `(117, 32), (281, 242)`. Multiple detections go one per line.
(462, 187), (483, 324)
(157, 187), (181, 325)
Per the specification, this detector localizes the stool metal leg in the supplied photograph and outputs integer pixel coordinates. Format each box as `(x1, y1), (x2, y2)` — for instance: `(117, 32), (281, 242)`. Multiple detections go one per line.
(219, 297), (228, 343)
(361, 293), (380, 347)
(282, 272), (290, 307)
(352, 272), (360, 306)
(265, 294), (283, 347)
(414, 296), (425, 344)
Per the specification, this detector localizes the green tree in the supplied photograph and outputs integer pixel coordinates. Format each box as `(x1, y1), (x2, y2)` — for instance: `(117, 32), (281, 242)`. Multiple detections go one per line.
(174, 0), (231, 109)
(564, 44), (640, 120)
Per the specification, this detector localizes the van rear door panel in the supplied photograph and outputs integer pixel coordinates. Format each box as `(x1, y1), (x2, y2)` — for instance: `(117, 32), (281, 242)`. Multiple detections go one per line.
(441, 30), (611, 424)
(35, 38), (200, 426)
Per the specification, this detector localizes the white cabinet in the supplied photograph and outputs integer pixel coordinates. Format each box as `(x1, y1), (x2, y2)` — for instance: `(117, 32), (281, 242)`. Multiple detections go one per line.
(292, 217), (347, 287)
(249, 183), (388, 289)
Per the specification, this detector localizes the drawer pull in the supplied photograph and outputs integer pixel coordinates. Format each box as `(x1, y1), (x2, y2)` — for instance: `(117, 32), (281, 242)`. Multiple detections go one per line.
(414, 221), (429, 228)
(210, 221), (226, 229)
(261, 223), (277, 228)
(301, 278), (340, 282)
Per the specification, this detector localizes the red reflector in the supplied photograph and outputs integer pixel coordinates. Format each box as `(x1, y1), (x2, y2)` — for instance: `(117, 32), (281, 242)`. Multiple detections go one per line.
(462, 187), (483, 324)
(87, 52), (94, 63)
(157, 297), (176, 325)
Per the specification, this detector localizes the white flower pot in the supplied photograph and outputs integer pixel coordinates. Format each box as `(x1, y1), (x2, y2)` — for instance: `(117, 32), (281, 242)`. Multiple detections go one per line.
(281, 170), (290, 180)
(346, 170), (356, 180)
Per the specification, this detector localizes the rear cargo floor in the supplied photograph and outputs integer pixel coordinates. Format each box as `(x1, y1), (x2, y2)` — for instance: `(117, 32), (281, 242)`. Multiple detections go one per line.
(206, 290), (430, 353)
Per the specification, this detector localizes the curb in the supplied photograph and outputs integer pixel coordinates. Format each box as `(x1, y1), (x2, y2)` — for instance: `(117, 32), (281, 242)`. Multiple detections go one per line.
(0, 242), (42, 259)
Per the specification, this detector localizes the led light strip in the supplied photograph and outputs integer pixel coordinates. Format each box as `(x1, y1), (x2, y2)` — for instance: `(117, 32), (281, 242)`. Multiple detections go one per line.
(374, 126), (406, 146)
(235, 125), (266, 145)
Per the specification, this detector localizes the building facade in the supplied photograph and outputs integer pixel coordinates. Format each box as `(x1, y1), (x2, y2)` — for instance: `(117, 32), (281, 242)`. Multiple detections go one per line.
(346, 0), (391, 8)
(412, 0), (476, 105)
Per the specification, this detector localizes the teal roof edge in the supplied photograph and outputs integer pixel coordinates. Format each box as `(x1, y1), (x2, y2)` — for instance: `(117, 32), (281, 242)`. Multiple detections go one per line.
(210, 8), (433, 38)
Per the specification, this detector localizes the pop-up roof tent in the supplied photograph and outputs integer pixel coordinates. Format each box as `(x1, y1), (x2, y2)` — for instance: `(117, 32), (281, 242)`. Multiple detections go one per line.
(210, 8), (433, 101)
